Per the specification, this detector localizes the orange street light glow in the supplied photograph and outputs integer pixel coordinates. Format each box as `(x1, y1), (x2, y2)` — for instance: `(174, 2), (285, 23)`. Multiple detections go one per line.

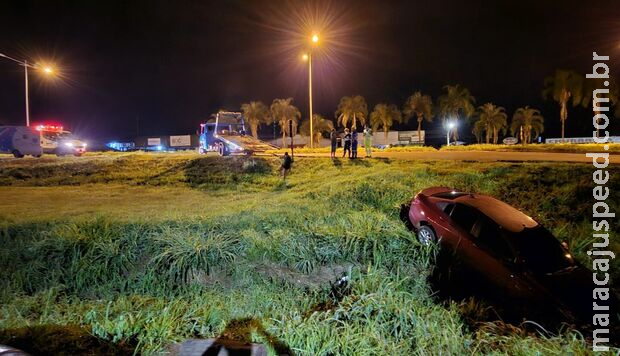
(302, 53), (309, 61)
(312, 34), (319, 43)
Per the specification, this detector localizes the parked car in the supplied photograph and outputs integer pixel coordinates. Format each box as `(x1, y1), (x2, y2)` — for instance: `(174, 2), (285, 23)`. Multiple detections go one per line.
(402, 186), (618, 327)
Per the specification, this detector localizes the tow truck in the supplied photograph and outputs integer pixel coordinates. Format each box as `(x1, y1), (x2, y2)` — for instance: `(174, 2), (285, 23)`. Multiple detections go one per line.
(36, 124), (88, 156)
(198, 111), (277, 156)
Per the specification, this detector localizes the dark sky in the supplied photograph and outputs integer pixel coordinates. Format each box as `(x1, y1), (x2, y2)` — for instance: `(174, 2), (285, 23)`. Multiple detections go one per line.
(1, 0), (619, 143)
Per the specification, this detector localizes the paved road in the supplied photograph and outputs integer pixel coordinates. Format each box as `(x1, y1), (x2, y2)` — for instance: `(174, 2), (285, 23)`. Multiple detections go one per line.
(286, 150), (620, 164)
(0, 150), (617, 164)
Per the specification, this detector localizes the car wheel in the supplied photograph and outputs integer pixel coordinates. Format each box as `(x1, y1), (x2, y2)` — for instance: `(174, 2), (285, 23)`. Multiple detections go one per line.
(12, 150), (24, 158)
(417, 225), (436, 246)
(219, 143), (229, 156)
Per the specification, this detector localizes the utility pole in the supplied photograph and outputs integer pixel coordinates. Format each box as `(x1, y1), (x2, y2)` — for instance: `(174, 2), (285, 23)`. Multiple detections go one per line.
(24, 60), (30, 126)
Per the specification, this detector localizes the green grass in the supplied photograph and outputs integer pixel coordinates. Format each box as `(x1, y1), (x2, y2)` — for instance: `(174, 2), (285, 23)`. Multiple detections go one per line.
(0, 152), (618, 354)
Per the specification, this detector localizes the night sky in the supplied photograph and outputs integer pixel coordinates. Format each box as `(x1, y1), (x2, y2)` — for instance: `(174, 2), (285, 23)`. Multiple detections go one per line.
(1, 0), (619, 144)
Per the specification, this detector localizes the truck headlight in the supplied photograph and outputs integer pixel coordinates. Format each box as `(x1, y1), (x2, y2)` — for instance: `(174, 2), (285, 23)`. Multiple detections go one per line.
(64, 142), (74, 147)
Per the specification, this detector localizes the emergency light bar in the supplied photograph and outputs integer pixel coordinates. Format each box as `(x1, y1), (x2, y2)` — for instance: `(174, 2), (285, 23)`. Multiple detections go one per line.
(35, 124), (64, 132)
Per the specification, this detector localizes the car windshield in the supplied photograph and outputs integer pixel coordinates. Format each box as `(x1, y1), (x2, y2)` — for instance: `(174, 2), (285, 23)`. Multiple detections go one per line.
(507, 226), (574, 274)
(43, 131), (73, 140)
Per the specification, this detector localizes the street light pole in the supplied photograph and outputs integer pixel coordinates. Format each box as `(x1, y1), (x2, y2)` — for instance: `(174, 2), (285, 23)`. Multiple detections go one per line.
(446, 122), (455, 146)
(306, 33), (319, 148)
(0, 53), (55, 127)
(24, 60), (30, 127)
(308, 52), (313, 148)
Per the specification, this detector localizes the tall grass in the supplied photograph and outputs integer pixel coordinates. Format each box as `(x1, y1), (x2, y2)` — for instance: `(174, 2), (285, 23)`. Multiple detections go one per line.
(1, 154), (617, 354)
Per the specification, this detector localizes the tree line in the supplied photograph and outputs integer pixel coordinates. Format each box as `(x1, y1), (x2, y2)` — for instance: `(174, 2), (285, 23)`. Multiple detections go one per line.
(239, 69), (617, 147)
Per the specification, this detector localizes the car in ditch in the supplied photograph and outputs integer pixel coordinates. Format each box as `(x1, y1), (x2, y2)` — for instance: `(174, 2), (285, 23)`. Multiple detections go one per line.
(402, 186), (618, 327)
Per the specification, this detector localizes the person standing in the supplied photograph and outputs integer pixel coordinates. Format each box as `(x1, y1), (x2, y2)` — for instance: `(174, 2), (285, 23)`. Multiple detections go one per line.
(330, 128), (338, 158)
(281, 152), (292, 180)
(342, 128), (351, 158)
(351, 130), (358, 159)
(363, 125), (373, 158)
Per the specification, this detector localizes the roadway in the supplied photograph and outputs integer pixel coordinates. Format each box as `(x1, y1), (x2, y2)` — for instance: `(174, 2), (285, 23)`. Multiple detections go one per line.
(285, 150), (620, 164)
(0, 150), (617, 164)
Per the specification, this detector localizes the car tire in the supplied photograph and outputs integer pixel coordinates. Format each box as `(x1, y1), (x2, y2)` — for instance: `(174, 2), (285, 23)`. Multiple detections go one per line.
(218, 143), (229, 156)
(12, 150), (24, 158)
(417, 225), (436, 246)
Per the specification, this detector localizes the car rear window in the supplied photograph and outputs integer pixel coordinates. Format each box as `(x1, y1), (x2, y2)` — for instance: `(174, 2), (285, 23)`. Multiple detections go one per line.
(433, 192), (470, 200)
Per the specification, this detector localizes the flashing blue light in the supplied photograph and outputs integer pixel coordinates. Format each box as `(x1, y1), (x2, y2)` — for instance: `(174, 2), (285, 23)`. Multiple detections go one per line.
(106, 141), (135, 152)
(156, 145), (163, 151)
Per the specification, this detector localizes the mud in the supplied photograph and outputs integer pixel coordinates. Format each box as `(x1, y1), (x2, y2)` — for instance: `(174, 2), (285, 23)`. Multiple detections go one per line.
(0, 324), (135, 355)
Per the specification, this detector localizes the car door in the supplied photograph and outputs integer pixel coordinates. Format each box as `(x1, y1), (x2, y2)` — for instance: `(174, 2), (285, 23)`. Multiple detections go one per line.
(448, 203), (535, 300)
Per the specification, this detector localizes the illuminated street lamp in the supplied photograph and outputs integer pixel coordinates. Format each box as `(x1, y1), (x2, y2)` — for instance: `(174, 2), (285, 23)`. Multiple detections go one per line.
(0, 53), (56, 127)
(446, 121), (456, 146)
(303, 33), (319, 148)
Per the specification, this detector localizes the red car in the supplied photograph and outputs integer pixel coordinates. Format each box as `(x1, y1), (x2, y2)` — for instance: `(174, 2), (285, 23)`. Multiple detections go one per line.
(403, 186), (617, 327)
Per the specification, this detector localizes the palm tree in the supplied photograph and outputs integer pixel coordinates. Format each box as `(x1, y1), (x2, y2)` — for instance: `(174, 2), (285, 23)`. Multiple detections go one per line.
(335, 95), (368, 130)
(300, 114), (334, 147)
(437, 85), (475, 141)
(403, 91), (433, 144)
(472, 120), (486, 144)
(581, 77), (620, 138)
(542, 70), (584, 141)
(369, 103), (402, 141)
(511, 106), (544, 144)
(240, 101), (270, 139)
(474, 103), (508, 144)
(270, 98), (301, 148)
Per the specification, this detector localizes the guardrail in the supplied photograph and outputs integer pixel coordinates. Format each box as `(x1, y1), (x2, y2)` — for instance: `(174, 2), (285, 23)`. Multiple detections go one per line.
(545, 136), (620, 144)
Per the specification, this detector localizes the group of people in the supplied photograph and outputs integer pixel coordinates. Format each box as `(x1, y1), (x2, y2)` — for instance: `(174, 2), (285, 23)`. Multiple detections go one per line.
(330, 126), (373, 159)
(280, 126), (373, 181)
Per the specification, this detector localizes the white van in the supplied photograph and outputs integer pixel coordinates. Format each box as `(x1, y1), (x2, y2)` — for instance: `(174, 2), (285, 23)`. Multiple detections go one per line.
(0, 126), (43, 158)
(40, 130), (87, 156)
(37, 125), (87, 156)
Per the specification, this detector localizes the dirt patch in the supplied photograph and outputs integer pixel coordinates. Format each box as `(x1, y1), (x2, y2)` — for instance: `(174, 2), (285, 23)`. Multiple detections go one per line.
(191, 263), (355, 290)
(0, 324), (135, 355)
(252, 262), (354, 289)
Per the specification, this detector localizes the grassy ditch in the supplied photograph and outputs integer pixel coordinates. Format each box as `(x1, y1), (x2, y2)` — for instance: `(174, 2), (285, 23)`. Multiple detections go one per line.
(0, 153), (617, 354)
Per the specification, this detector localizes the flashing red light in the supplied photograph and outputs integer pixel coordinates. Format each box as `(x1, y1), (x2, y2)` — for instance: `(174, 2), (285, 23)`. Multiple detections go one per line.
(35, 124), (64, 132)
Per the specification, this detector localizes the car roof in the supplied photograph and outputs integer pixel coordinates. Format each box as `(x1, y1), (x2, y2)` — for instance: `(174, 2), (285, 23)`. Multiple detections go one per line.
(429, 190), (538, 232)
